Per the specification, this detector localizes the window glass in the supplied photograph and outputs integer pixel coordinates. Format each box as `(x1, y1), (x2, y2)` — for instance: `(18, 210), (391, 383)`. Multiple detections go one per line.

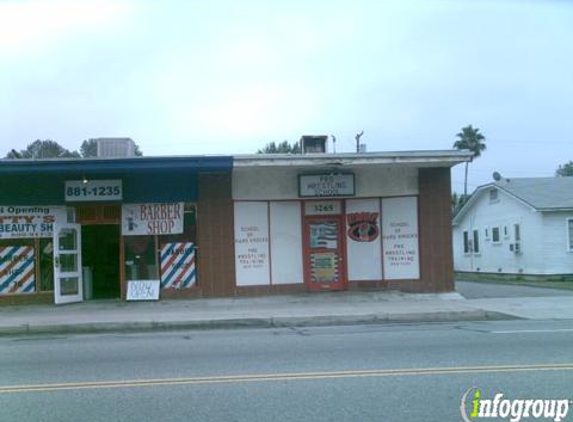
(473, 230), (480, 254)
(489, 189), (498, 201)
(39, 238), (54, 291)
(492, 227), (500, 243)
(124, 236), (157, 281)
(0, 239), (36, 295)
(568, 220), (573, 251)
(463, 231), (469, 253)
(514, 224), (521, 241)
(158, 203), (198, 289)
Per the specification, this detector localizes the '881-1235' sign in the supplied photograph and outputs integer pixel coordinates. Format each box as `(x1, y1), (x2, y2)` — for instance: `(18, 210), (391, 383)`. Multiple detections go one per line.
(65, 180), (122, 202)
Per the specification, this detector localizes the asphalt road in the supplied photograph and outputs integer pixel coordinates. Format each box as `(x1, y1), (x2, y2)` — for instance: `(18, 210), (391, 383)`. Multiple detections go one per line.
(456, 280), (573, 299)
(1, 320), (573, 422)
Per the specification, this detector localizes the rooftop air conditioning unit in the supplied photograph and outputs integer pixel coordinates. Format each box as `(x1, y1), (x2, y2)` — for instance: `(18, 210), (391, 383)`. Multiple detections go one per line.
(94, 138), (136, 158)
(301, 135), (328, 154)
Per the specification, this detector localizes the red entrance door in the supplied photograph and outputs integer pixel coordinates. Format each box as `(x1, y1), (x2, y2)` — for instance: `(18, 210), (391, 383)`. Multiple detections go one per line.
(303, 216), (347, 291)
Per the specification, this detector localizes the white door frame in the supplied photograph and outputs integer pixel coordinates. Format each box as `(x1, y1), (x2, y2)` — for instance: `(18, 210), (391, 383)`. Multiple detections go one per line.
(53, 222), (83, 305)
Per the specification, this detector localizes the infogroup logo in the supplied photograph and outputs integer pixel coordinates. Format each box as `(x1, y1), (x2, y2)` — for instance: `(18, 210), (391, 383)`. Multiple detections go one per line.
(460, 387), (571, 422)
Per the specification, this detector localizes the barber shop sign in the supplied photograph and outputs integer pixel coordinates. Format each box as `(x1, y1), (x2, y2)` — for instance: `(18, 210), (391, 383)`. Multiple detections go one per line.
(121, 203), (184, 236)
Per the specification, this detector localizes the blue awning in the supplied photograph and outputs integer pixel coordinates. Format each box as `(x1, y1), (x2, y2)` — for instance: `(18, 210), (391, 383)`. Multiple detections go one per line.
(0, 155), (233, 175)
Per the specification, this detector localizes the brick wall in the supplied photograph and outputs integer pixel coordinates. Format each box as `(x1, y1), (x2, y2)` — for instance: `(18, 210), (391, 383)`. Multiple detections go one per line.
(417, 167), (455, 292)
(196, 172), (236, 297)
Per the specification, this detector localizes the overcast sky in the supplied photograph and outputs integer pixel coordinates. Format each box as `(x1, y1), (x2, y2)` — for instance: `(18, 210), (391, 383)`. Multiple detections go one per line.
(1, 0), (571, 193)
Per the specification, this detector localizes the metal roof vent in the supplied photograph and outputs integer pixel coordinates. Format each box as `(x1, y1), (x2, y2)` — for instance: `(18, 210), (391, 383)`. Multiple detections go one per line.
(301, 135), (327, 154)
(95, 138), (136, 158)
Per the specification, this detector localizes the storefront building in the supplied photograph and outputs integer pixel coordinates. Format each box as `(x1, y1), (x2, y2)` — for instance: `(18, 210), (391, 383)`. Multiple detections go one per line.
(232, 150), (471, 295)
(0, 147), (470, 305)
(0, 156), (233, 304)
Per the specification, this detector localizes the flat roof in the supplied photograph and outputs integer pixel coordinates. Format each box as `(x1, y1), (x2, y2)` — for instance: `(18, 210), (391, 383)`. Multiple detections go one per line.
(0, 155), (233, 174)
(234, 150), (473, 168)
(0, 149), (472, 174)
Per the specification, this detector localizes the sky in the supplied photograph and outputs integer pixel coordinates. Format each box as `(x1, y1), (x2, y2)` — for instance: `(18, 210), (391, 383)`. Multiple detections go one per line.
(1, 0), (572, 193)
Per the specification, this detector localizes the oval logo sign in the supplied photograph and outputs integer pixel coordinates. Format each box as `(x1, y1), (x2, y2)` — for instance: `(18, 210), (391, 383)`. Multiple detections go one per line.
(347, 212), (379, 242)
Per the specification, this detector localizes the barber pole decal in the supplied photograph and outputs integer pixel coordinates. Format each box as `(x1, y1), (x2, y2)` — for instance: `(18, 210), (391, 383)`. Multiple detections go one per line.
(160, 243), (196, 289)
(0, 246), (35, 294)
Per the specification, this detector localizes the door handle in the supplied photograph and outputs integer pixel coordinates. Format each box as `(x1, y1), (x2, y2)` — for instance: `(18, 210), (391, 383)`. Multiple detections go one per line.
(54, 255), (60, 268)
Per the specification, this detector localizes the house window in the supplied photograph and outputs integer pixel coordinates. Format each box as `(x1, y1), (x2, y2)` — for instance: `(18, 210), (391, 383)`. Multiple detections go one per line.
(489, 189), (499, 202)
(503, 226), (509, 238)
(492, 227), (501, 243)
(463, 231), (470, 254)
(514, 224), (521, 241)
(567, 218), (573, 252)
(485, 228), (489, 240)
(473, 230), (480, 254)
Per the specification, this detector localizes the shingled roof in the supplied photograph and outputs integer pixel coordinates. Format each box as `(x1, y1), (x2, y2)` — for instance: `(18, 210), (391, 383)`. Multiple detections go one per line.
(494, 177), (573, 210)
(453, 177), (573, 225)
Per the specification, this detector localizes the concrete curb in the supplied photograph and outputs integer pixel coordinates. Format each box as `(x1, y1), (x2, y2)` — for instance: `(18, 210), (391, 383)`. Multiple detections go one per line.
(0, 310), (517, 336)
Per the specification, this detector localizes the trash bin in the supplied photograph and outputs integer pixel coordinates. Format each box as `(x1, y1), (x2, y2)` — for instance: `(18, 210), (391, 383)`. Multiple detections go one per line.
(82, 267), (93, 300)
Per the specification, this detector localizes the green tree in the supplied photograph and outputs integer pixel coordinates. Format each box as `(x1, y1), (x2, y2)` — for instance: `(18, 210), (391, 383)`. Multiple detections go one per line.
(5, 140), (80, 159)
(257, 140), (301, 154)
(451, 191), (468, 216)
(453, 125), (486, 201)
(556, 161), (573, 177)
(80, 139), (143, 157)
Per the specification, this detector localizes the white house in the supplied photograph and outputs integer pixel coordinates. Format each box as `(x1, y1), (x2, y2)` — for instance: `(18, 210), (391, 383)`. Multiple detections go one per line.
(453, 177), (573, 277)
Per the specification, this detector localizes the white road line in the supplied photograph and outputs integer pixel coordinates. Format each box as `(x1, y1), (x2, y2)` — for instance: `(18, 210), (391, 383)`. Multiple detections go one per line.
(492, 328), (573, 334)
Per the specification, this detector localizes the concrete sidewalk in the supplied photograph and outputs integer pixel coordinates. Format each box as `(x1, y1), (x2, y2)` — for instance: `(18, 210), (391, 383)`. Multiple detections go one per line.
(0, 290), (513, 336)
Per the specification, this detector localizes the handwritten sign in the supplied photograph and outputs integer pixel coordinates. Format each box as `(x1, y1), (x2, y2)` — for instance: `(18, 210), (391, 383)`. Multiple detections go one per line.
(126, 280), (160, 301)
(122, 203), (184, 236)
(382, 197), (420, 280)
(299, 174), (355, 197)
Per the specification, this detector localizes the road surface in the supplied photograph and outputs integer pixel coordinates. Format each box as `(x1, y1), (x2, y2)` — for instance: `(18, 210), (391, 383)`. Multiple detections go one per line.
(1, 320), (573, 421)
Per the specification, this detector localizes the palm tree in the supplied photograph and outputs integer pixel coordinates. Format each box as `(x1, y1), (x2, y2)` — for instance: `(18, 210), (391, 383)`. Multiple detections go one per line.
(453, 125), (486, 202)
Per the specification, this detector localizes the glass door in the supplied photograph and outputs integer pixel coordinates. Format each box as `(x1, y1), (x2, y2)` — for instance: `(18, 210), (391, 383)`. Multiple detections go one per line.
(303, 216), (346, 291)
(53, 223), (83, 304)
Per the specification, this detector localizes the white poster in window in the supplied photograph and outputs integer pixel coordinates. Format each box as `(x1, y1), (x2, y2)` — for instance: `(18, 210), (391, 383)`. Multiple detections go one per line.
(122, 203), (184, 236)
(234, 202), (270, 286)
(346, 199), (382, 281)
(270, 202), (303, 284)
(382, 197), (420, 280)
(0, 206), (66, 239)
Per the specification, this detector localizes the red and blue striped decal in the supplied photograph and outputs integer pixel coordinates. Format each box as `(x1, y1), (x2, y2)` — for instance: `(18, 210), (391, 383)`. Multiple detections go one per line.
(0, 246), (35, 295)
(160, 243), (196, 289)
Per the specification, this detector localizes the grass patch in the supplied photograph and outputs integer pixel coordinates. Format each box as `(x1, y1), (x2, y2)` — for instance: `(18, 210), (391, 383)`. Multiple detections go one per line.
(456, 273), (573, 291)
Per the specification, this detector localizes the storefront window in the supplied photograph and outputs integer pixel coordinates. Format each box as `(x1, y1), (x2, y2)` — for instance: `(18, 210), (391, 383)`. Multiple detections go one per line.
(39, 238), (54, 291)
(124, 235), (158, 281)
(158, 203), (197, 289)
(0, 238), (37, 295)
(122, 203), (197, 289)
